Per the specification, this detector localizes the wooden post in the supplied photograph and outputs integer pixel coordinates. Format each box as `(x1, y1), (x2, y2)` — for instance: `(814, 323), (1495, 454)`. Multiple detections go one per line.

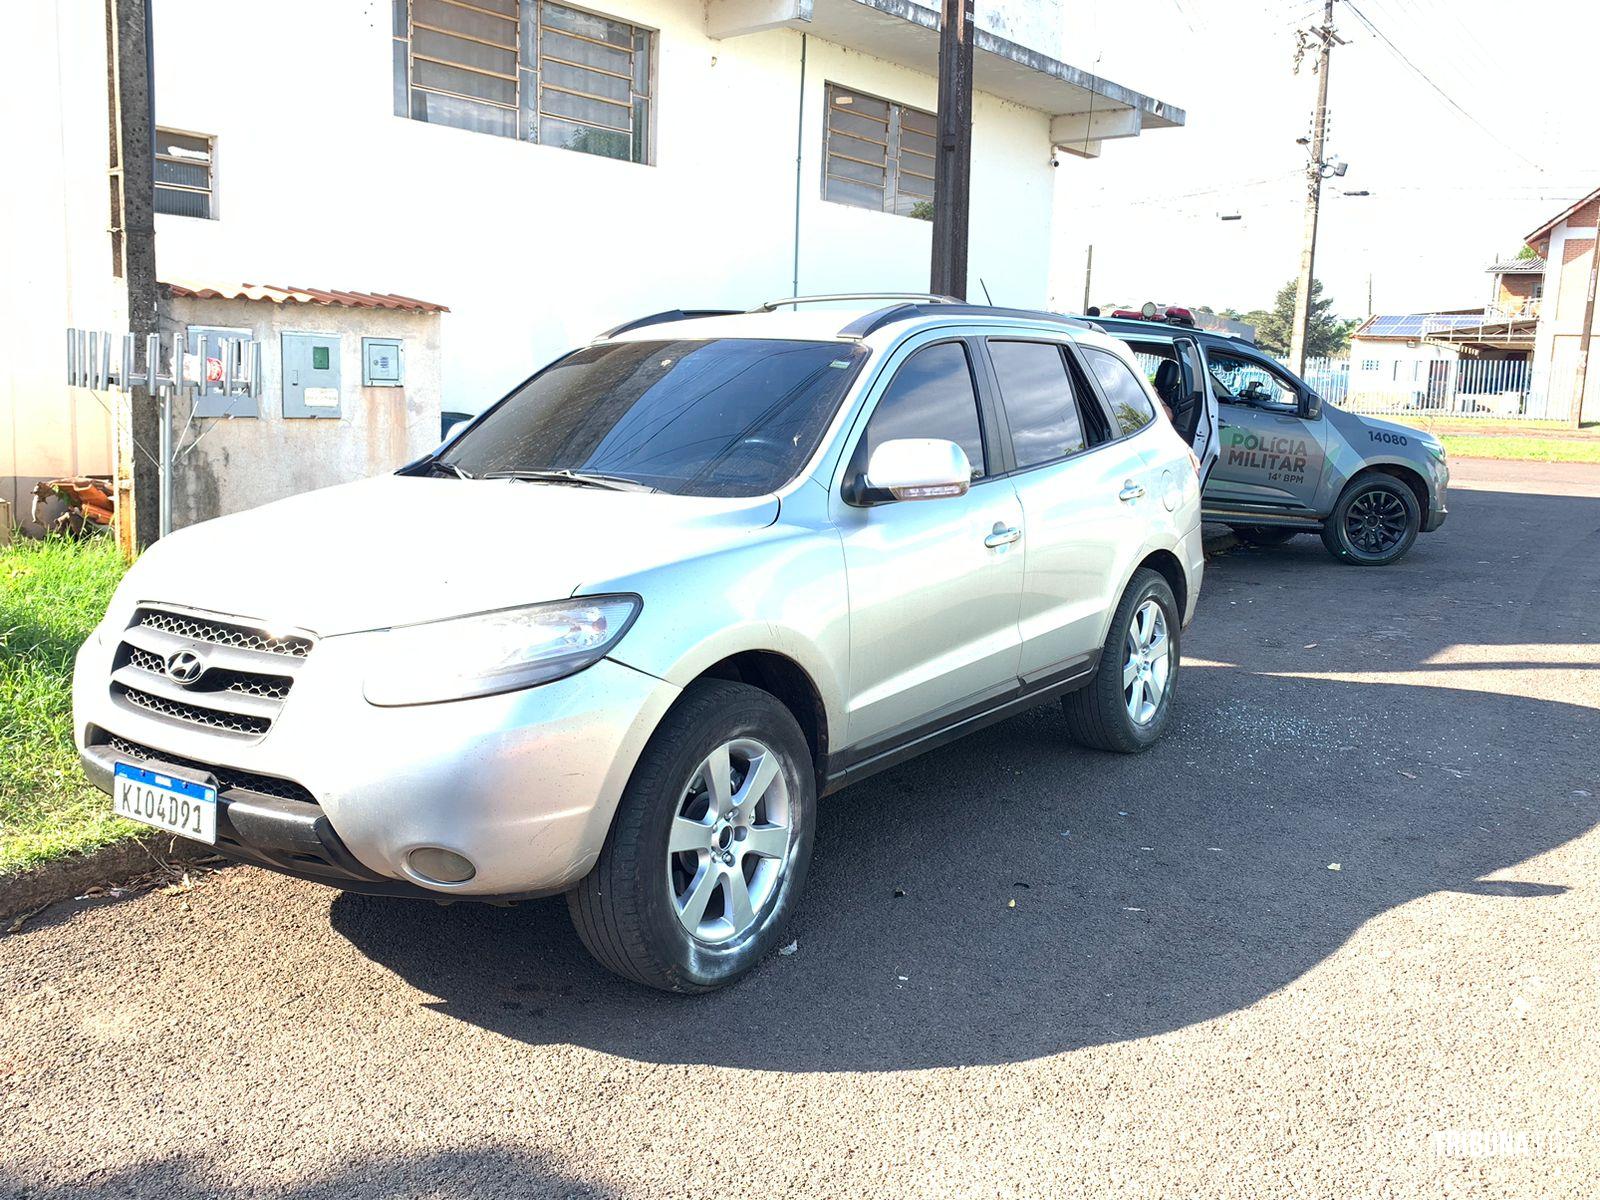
(930, 0), (974, 300)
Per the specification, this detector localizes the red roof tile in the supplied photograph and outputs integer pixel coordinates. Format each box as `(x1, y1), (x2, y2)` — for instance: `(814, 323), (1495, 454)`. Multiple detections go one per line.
(164, 281), (449, 313)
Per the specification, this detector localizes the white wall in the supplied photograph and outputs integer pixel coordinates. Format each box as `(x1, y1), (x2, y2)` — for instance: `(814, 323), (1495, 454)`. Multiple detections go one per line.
(0, 0), (126, 525)
(1348, 338), (1457, 406)
(147, 0), (1055, 414)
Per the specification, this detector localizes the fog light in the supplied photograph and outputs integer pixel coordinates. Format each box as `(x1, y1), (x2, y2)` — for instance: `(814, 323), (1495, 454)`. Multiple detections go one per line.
(408, 847), (476, 884)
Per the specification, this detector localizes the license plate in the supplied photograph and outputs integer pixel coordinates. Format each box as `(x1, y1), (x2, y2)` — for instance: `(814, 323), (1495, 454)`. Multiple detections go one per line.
(112, 762), (217, 845)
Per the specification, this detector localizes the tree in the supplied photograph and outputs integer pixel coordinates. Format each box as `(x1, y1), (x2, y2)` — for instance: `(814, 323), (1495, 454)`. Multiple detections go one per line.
(1248, 278), (1354, 358)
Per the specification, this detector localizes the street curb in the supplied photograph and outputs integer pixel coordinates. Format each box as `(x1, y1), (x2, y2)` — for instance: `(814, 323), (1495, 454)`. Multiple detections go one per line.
(1202, 527), (1239, 558)
(0, 833), (217, 924)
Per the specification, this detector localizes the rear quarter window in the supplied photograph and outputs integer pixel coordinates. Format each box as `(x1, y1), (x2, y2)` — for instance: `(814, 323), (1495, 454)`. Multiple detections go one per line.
(1082, 347), (1158, 437)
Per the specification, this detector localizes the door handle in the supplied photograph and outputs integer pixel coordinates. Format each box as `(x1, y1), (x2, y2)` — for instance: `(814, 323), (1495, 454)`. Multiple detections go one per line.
(1118, 481), (1146, 502)
(984, 523), (1022, 549)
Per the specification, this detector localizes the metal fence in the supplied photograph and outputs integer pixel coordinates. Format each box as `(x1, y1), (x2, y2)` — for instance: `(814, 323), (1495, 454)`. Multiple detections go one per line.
(1293, 356), (1552, 420)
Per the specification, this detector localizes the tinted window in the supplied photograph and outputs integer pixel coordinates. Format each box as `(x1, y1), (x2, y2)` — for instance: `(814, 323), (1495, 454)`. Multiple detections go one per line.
(1084, 347), (1158, 436)
(988, 340), (1087, 468)
(859, 342), (986, 478)
(440, 338), (866, 497)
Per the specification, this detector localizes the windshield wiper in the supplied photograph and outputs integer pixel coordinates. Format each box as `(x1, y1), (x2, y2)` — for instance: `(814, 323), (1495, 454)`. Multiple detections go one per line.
(430, 461), (474, 480)
(477, 468), (655, 492)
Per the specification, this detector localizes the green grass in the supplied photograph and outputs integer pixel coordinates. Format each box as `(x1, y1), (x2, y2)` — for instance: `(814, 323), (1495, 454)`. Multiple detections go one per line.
(1434, 435), (1600, 464)
(1, 536), (132, 875)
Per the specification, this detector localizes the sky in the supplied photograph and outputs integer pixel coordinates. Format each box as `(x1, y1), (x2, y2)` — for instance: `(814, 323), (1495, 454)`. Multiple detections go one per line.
(1044, 0), (1600, 321)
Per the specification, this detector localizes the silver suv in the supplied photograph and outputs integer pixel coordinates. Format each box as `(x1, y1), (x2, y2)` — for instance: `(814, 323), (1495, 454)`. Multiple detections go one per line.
(73, 296), (1206, 991)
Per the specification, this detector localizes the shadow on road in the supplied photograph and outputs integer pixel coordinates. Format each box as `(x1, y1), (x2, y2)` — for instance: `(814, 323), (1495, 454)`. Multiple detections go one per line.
(0, 1147), (616, 1200)
(325, 481), (1600, 1072)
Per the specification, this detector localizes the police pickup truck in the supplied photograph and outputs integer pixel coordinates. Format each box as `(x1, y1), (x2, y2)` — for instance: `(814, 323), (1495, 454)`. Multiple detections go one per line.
(1089, 305), (1448, 566)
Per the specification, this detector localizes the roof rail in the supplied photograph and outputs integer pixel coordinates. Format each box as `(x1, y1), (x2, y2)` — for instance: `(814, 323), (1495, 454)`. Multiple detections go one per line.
(753, 292), (961, 312)
(598, 308), (741, 338)
(837, 303), (1096, 340)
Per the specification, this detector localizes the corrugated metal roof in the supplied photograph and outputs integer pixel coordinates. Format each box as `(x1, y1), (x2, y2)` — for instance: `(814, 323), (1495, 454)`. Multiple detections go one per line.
(1486, 257), (1546, 274)
(165, 282), (449, 313)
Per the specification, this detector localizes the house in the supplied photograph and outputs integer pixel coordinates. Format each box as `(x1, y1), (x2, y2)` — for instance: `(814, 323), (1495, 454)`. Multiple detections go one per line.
(2, 0), (1186, 533)
(1347, 311), (1486, 411)
(1522, 187), (1600, 423)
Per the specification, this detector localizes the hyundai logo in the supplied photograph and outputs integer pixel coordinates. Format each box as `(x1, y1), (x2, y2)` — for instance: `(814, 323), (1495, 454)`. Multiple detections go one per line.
(165, 649), (207, 686)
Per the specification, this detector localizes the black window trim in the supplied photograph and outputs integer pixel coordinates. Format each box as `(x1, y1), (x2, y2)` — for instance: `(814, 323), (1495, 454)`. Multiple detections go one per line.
(837, 334), (1005, 507)
(973, 336), (1114, 480)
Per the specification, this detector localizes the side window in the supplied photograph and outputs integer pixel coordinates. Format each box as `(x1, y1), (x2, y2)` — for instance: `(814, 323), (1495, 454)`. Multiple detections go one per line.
(858, 342), (985, 480)
(987, 341), (1087, 468)
(1083, 347), (1157, 437)
(1208, 352), (1299, 412)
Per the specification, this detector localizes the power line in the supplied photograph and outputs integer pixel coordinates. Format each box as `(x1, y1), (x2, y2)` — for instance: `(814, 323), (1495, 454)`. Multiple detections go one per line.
(1342, 0), (1547, 172)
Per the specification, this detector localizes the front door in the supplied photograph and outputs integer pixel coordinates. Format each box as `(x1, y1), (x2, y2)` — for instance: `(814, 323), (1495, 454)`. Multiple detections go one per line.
(833, 339), (1025, 751)
(1203, 348), (1327, 510)
(1173, 335), (1220, 487)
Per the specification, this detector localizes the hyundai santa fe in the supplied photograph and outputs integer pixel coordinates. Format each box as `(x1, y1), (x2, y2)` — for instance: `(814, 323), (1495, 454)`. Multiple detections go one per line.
(74, 295), (1208, 991)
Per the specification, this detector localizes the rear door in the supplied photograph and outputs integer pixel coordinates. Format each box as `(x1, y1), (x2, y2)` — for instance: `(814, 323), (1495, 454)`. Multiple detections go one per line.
(981, 337), (1137, 679)
(1203, 347), (1328, 510)
(1173, 335), (1219, 486)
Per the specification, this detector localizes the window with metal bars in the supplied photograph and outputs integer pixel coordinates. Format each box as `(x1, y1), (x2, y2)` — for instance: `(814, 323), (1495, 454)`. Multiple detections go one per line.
(153, 130), (215, 219)
(822, 84), (936, 219)
(393, 0), (653, 164)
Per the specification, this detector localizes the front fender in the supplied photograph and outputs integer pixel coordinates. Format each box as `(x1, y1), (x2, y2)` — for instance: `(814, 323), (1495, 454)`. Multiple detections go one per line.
(589, 525), (851, 743)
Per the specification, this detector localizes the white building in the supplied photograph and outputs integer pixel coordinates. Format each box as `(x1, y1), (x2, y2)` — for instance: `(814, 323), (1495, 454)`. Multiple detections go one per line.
(3, 0), (1183, 526)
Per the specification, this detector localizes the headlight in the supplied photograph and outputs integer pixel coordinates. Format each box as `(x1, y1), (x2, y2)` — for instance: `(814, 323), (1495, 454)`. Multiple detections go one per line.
(1424, 441), (1447, 463)
(364, 595), (641, 706)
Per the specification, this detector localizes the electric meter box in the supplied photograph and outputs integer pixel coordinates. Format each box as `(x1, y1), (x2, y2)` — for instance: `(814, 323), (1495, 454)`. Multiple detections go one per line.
(362, 337), (405, 387)
(282, 332), (342, 419)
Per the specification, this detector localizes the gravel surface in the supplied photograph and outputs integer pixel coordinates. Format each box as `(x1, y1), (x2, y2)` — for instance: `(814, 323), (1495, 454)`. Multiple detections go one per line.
(4, 460), (1597, 1199)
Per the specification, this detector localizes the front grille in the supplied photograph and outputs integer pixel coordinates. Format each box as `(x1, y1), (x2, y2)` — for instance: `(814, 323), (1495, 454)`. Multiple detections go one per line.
(101, 732), (319, 806)
(108, 606), (314, 739)
(136, 609), (312, 658)
(116, 684), (273, 735)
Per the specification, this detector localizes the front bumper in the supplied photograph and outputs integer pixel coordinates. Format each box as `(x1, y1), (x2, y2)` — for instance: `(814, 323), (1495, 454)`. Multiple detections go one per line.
(74, 626), (680, 898)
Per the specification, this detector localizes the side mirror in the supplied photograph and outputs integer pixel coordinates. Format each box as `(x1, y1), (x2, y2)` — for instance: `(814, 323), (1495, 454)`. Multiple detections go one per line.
(1304, 391), (1323, 419)
(864, 438), (972, 501)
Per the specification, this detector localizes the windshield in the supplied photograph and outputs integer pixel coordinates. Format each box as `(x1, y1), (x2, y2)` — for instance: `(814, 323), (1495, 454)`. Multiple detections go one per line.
(439, 338), (868, 498)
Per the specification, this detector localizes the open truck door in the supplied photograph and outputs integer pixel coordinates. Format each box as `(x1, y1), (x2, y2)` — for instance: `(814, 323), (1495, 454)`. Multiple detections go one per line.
(1172, 335), (1219, 488)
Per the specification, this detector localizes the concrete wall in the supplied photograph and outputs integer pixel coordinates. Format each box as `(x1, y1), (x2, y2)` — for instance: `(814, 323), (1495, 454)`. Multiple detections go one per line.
(162, 297), (443, 529)
(146, 0), (1056, 415)
(0, 0), (124, 532)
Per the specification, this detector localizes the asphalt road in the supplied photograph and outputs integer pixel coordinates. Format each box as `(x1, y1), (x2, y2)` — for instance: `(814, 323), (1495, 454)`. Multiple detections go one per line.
(5, 459), (1598, 1199)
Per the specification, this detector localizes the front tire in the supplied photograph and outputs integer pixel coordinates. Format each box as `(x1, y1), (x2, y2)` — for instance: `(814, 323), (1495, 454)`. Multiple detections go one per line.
(1061, 568), (1180, 753)
(567, 680), (815, 993)
(1320, 474), (1421, 566)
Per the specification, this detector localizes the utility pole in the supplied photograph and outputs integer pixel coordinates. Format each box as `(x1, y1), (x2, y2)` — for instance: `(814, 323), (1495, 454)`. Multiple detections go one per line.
(930, 0), (975, 299)
(1289, 0), (1337, 375)
(1573, 239), (1599, 428)
(107, 0), (161, 548)
(1366, 271), (1373, 316)
(1082, 244), (1094, 312)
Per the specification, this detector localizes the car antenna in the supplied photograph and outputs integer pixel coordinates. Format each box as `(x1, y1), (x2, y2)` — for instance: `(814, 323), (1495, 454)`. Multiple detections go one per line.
(979, 278), (995, 306)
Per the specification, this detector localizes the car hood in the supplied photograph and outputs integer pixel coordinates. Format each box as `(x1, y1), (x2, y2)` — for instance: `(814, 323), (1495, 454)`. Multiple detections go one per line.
(115, 475), (780, 635)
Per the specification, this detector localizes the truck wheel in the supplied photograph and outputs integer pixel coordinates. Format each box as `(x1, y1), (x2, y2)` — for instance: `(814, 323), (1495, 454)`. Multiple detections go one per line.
(1230, 525), (1300, 547)
(1320, 475), (1420, 566)
(1061, 568), (1180, 754)
(567, 680), (814, 993)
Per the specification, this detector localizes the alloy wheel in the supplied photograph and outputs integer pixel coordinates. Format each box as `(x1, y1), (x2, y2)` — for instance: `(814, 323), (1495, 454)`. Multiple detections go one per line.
(667, 739), (792, 944)
(1344, 488), (1409, 556)
(1123, 598), (1172, 726)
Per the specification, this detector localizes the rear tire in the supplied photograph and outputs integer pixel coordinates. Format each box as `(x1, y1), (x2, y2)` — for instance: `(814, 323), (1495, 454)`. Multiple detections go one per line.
(1230, 525), (1300, 547)
(1062, 568), (1180, 754)
(567, 680), (814, 993)
(1320, 474), (1421, 566)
